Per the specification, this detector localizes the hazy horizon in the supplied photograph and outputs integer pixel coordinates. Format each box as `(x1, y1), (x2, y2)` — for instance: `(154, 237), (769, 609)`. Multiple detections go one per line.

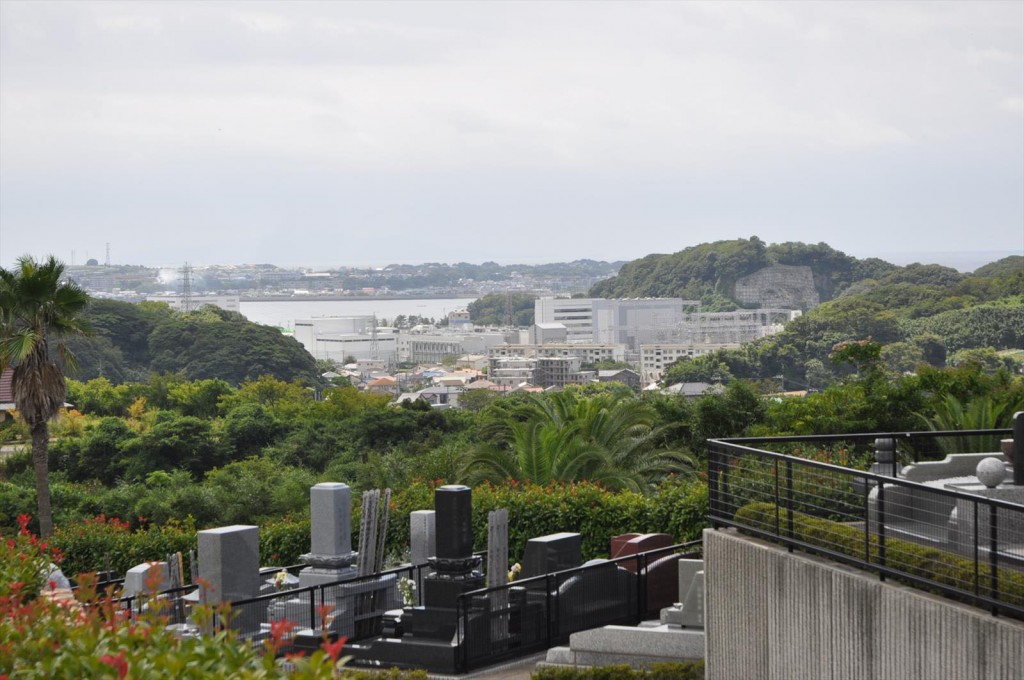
(39, 245), (1021, 276)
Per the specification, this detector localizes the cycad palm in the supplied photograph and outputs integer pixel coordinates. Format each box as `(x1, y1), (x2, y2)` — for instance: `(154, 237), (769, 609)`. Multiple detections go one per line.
(0, 256), (90, 536)
(917, 393), (1024, 454)
(464, 391), (693, 491)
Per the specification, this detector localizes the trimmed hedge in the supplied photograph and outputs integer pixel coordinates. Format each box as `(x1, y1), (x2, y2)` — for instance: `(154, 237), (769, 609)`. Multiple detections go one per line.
(532, 661), (704, 679)
(48, 479), (708, 578)
(340, 670), (428, 679)
(734, 502), (1024, 609)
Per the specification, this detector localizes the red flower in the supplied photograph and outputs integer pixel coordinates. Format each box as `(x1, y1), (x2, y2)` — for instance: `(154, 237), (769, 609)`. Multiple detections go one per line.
(321, 636), (348, 662)
(269, 618), (296, 643)
(99, 651), (128, 679)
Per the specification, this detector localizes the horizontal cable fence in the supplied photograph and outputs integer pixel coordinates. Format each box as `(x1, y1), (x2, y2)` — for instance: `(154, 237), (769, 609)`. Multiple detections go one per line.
(709, 430), (1023, 620)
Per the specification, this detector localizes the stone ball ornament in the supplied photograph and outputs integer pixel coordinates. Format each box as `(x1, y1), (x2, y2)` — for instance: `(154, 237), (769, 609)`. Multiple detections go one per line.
(975, 457), (1007, 489)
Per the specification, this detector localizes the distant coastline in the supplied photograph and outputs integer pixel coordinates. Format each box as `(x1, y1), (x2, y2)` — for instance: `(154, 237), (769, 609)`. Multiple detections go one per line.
(858, 249), (1021, 273)
(240, 293), (481, 302)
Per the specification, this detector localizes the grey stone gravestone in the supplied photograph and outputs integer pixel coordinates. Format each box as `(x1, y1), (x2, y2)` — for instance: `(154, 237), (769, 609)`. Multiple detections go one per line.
(299, 483), (358, 587)
(410, 510), (436, 566)
(197, 525), (260, 604)
(124, 561), (169, 598)
(662, 558), (704, 629)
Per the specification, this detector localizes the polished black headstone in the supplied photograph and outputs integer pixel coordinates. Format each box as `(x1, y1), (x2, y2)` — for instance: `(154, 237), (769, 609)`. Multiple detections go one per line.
(435, 485), (474, 559)
(521, 532), (582, 579)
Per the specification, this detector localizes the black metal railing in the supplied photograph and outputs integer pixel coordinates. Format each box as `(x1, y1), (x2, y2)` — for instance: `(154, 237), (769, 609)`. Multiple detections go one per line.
(222, 561), (436, 643)
(708, 431), (1023, 620)
(455, 540), (702, 672)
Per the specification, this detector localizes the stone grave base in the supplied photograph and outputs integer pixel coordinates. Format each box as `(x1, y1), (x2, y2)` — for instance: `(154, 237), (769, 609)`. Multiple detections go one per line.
(541, 623), (705, 670)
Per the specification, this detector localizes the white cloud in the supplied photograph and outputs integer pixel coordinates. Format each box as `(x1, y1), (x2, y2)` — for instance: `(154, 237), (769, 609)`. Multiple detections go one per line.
(1001, 96), (1024, 115)
(0, 0), (1021, 265)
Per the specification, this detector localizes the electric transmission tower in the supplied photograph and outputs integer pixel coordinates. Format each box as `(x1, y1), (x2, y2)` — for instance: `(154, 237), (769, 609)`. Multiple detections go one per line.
(370, 313), (380, 360)
(505, 289), (514, 327)
(180, 262), (193, 313)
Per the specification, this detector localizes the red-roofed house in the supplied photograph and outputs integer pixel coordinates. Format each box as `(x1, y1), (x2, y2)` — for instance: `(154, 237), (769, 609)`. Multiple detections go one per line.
(366, 376), (399, 395)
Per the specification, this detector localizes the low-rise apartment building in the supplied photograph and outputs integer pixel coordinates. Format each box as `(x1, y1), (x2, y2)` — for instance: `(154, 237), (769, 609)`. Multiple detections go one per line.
(640, 343), (736, 382)
(488, 343), (625, 365)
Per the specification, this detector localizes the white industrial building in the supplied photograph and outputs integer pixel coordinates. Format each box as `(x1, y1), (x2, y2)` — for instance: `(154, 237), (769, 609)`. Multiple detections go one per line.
(535, 297), (697, 348)
(396, 331), (507, 364)
(535, 297), (798, 350)
(294, 316), (398, 364)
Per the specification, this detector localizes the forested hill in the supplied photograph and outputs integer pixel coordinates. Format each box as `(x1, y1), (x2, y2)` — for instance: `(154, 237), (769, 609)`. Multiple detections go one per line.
(66, 299), (318, 385)
(589, 237), (897, 310)
(659, 254), (1023, 388)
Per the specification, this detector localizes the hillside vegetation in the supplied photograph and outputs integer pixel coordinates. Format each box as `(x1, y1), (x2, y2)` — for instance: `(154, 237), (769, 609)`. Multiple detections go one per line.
(66, 299), (318, 385)
(656, 253), (1022, 388)
(589, 237), (896, 310)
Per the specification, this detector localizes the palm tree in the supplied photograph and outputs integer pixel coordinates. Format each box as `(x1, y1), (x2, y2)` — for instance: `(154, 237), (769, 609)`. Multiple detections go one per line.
(0, 256), (90, 536)
(463, 390), (693, 491)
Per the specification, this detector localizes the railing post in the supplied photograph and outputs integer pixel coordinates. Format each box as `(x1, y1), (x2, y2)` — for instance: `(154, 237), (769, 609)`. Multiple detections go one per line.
(785, 458), (794, 552)
(878, 481), (886, 582)
(1013, 411), (1023, 486)
(709, 443), (720, 526)
(863, 473), (870, 565)
(545, 574), (554, 646)
(636, 553), (646, 624)
(311, 586), (318, 631)
(775, 460), (781, 537)
(973, 499), (980, 600)
(989, 503), (999, 616)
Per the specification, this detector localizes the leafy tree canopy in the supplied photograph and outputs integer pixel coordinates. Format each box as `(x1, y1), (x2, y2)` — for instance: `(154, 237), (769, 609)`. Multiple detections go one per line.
(65, 299), (317, 386)
(467, 292), (537, 326)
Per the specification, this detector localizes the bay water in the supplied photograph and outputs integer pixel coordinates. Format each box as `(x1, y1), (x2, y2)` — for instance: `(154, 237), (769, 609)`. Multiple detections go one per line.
(239, 298), (477, 329)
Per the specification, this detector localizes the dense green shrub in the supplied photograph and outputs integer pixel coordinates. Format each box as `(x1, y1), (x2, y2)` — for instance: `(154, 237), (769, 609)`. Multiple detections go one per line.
(531, 660), (704, 679)
(339, 670), (428, 679)
(47, 479), (709, 577)
(53, 515), (198, 578)
(261, 516), (312, 566)
(733, 502), (1024, 608)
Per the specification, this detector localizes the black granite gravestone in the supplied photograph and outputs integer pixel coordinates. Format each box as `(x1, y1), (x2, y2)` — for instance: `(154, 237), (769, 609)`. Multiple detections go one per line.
(521, 532), (582, 579)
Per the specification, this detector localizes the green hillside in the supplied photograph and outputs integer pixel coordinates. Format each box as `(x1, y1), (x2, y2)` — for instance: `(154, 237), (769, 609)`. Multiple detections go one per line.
(659, 257), (1023, 388)
(66, 299), (318, 385)
(589, 237), (896, 309)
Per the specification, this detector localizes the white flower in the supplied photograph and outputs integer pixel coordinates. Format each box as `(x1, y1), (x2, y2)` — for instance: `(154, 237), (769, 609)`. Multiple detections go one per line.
(398, 577), (417, 606)
(273, 570), (288, 590)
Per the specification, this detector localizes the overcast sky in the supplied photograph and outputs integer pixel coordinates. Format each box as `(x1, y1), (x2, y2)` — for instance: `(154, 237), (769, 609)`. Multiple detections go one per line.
(1, 1), (1021, 269)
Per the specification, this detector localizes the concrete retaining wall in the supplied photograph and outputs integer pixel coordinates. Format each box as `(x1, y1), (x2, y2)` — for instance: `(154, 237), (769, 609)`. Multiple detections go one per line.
(704, 528), (1024, 680)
